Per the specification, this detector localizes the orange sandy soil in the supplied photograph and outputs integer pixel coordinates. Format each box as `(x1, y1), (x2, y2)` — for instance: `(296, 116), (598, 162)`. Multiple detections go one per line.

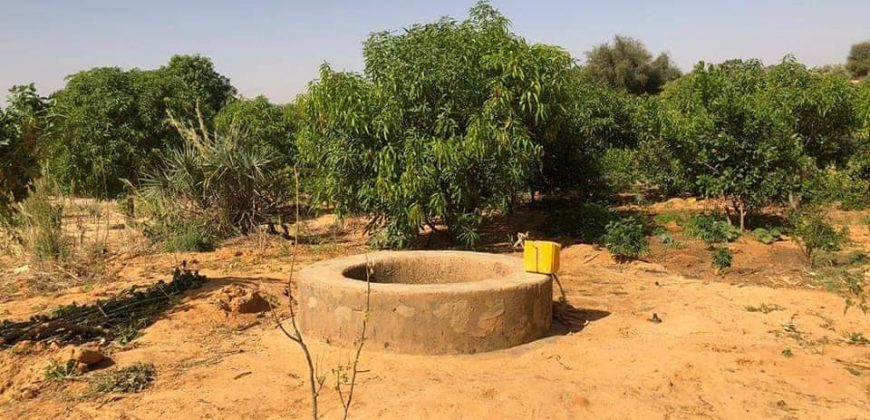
(1, 200), (869, 419)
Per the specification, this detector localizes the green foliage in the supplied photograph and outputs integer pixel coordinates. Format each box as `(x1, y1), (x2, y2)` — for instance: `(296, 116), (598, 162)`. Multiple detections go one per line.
(843, 271), (868, 314)
(657, 59), (803, 229)
(47, 67), (150, 195)
(537, 76), (640, 194)
(752, 227), (783, 245)
(541, 201), (617, 241)
(657, 232), (685, 249)
(92, 363), (156, 393)
(163, 229), (216, 253)
(791, 211), (846, 264)
(846, 41), (870, 79)
(137, 114), (291, 244)
(214, 96), (297, 166)
(45, 55), (236, 196)
(44, 359), (79, 381)
(653, 211), (689, 227)
(711, 247), (733, 272)
(298, 2), (570, 248)
(801, 168), (869, 210)
(0, 84), (48, 218)
(602, 216), (648, 261)
(583, 35), (681, 95)
(767, 58), (859, 169)
(159, 54), (236, 119)
(639, 57), (863, 227)
(599, 148), (640, 193)
(633, 96), (692, 196)
(844, 331), (869, 345)
(685, 214), (739, 245)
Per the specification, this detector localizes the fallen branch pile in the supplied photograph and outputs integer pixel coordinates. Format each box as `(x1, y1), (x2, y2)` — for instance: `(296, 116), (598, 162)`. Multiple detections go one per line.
(0, 265), (205, 347)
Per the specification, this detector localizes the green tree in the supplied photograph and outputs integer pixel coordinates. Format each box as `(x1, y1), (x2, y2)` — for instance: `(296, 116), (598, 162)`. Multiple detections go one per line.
(536, 70), (641, 195)
(584, 35), (681, 95)
(214, 96), (297, 165)
(1, 84), (49, 217)
(159, 54), (236, 119)
(297, 1), (572, 248)
(846, 41), (870, 79)
(45, 56), (236, 196)
(46, 67), (145, 195)
(657, 60), (804, 230)
(767, 57), (859, 169)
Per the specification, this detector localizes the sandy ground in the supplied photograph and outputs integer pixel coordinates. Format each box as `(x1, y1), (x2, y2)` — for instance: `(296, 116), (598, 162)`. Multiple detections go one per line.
(1, 201), (869, 419)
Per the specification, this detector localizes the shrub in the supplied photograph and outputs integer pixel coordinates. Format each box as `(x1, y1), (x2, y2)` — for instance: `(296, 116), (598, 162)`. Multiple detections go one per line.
(752, 227), (783, 245)
(653, 211), (689, 227)
(602, 217), (648, 261)
(163, 228), (216, 253)
(657, 232), (685, 249)
(136, 112), (292, 245)
(791, 211), (846, 265)
(685, 214), (739, 245)
(711, 247), (733, 273)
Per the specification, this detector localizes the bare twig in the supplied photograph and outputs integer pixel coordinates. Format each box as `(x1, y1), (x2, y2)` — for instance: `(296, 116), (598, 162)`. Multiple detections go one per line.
(338, 255), (372, 420)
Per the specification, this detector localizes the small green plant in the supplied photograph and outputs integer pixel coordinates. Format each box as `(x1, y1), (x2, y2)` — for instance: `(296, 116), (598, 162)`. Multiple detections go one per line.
(602, 217), (648, 262)
(781, 348), (794, 357)
(847, 251), (870, 266)
(163, 229), (216, 253)
(112, 324), (142, 345)
(844, 332), (869, 346)
(752, 227), (782, 245)
(657, 232), (685, 249)
(711, 247), (733, 273)
(44, 359), (79, 381)
(745, 303), (784, 313)
(653, 211), (688, 227)
(685, 214), (739, 246)
(843, 271), (868, 314)
(91, 363), (156, 393)
(791, 211), (846, 266)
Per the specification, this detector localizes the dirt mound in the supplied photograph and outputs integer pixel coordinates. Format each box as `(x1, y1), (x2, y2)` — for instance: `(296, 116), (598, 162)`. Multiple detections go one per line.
(209, 285), (270, 314)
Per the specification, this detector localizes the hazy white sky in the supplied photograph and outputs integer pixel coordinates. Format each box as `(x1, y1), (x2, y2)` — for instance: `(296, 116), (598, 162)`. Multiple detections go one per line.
(1, 0), (868, 106)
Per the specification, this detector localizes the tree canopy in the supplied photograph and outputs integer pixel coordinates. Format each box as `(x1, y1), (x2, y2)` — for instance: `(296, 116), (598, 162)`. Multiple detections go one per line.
(298, 1), (574, 247)
(846, 41), (870, 79)
(584, 35), (681, 95)
(45, 55), (236, 196)
(214, 96), (297, 166)
(0, 84), (48, 216)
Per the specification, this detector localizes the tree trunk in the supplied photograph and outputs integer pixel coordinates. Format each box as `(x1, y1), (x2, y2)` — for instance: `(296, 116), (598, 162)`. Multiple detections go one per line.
(739, 207), (746, 231)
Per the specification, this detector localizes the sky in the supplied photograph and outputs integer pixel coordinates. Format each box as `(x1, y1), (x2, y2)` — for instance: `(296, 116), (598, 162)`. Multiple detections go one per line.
(1, 0), (868, 106)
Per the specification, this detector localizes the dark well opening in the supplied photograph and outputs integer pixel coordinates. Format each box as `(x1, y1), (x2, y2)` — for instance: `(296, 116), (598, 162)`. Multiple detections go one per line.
(342, 256), (515, 284)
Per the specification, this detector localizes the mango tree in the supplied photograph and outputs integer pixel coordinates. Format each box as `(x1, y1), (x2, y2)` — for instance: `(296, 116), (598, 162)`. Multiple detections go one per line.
(297, 2), (573, 247)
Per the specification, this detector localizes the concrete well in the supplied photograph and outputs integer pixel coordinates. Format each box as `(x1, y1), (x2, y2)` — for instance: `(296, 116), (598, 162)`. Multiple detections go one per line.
(297, 251), (552, 354)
